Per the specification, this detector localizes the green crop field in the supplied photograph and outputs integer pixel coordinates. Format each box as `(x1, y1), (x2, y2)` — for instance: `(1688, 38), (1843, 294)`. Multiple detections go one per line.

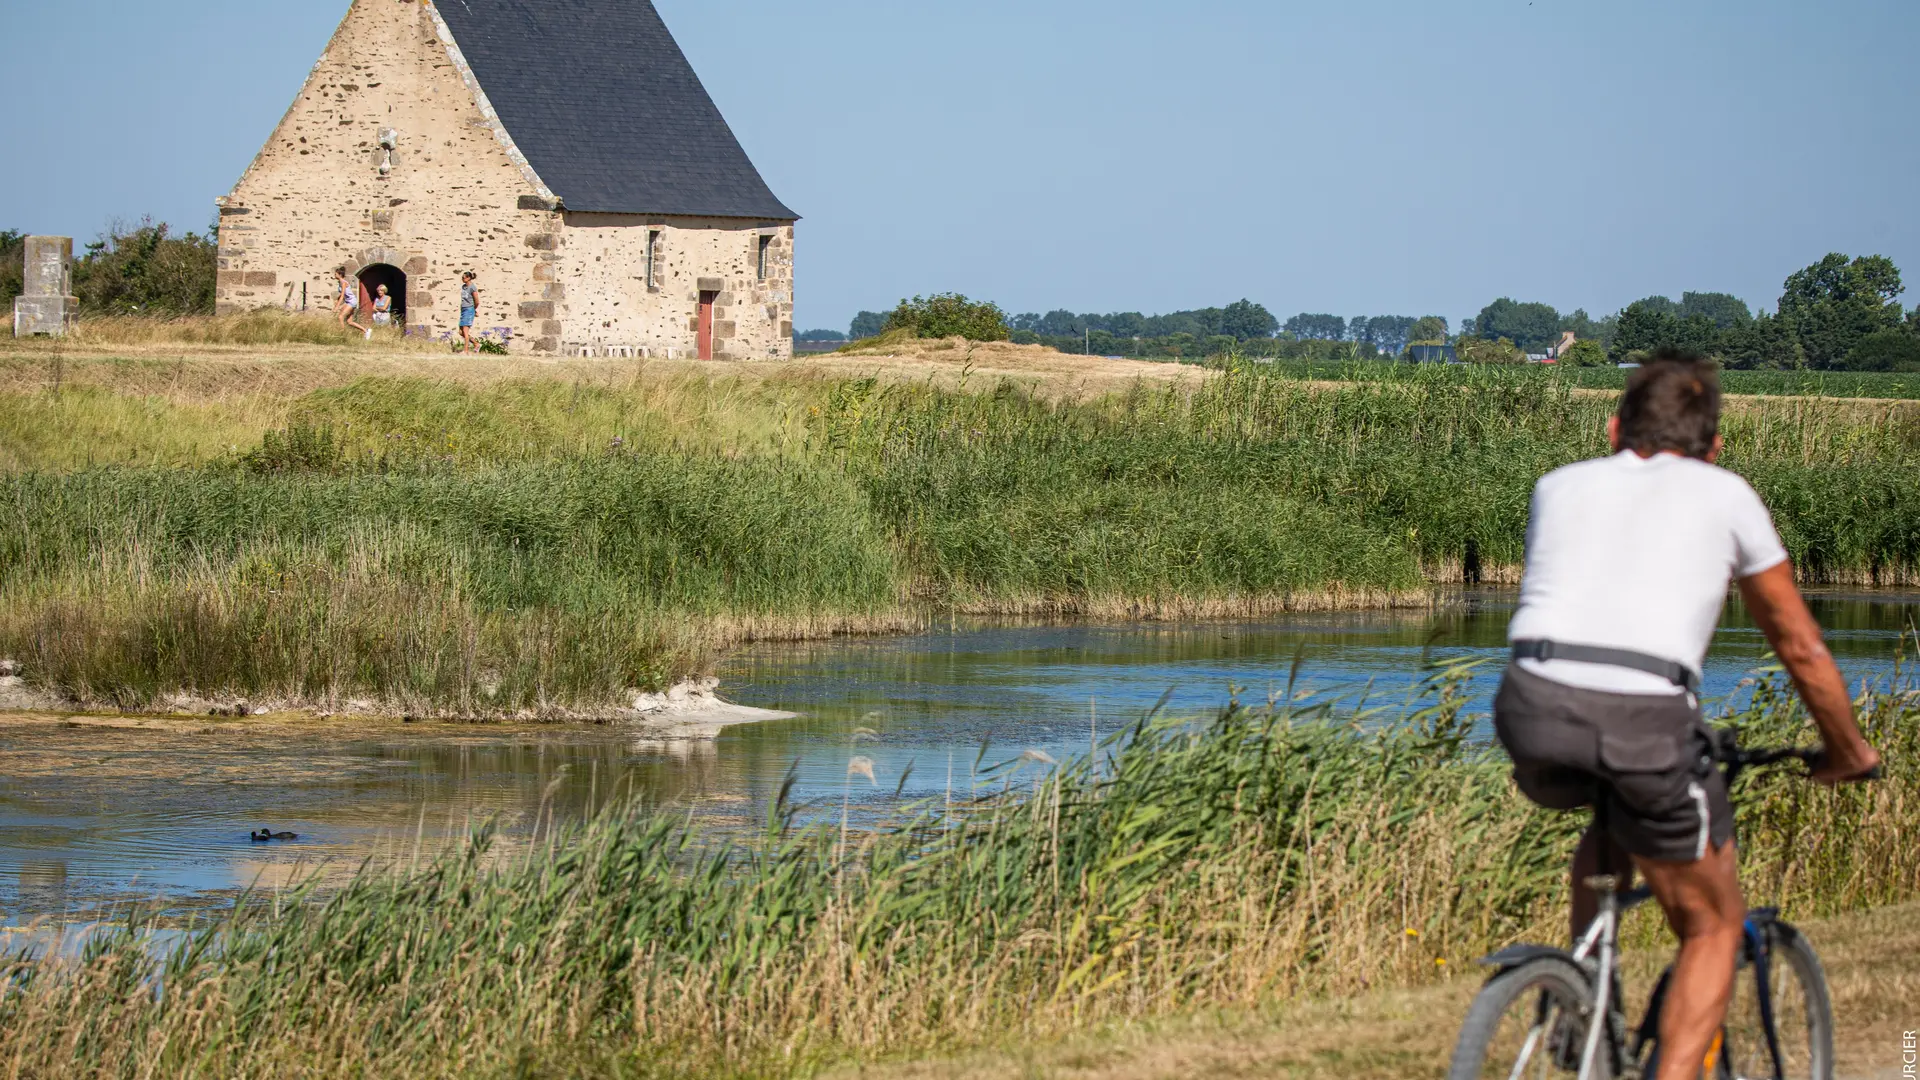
(1, 356), (1917, 713)
(1227, 355), (1920, 399)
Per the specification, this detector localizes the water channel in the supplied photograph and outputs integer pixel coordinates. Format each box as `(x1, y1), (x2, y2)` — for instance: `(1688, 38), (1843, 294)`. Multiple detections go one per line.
(3, 589), (1914, 927)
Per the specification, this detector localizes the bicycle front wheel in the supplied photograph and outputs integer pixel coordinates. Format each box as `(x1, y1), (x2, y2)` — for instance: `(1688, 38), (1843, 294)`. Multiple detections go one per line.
(1449, 956), (1607, 1079)
(1716, 919), (1834, 1080)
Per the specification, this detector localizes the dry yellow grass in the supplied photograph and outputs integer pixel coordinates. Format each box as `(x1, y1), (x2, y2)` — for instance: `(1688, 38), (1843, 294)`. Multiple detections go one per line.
(825, 901), (1920, 1080)
(4, 311), (441, 351)
(0, 333), (1201, 396)
(824, 335), (1211, 389)
(0, 337), (1208, 472)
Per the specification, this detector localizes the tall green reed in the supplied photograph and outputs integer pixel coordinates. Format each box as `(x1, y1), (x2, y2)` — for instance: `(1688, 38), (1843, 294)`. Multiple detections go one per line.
(817, 373), (1920, 584)
(0, 455), (901, 710)
(3, 371), (1916, 711)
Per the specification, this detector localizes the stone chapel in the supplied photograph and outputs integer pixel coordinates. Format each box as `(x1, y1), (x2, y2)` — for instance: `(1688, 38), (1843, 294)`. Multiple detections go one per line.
(216, 0), (797, 358)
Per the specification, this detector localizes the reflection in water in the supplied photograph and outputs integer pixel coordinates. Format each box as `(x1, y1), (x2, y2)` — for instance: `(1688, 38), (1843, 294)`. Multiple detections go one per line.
(1, 589), (1913, 920)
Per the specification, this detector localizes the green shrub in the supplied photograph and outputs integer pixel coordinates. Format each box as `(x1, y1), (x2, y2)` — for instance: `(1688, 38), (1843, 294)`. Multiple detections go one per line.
(1560, 338), (1609, 367)
(240, 422), (345, 474)
(1456, 335), (1526, 364)
(0, 229), (22, 314)
(73, 219), (217, 317)
(1839, 329), (1920, 372)
(882, 293), (1011, 341)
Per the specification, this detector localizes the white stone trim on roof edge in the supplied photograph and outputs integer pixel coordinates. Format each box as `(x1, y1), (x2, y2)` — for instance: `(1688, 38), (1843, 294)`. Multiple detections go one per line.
(421, 0), (559, 204)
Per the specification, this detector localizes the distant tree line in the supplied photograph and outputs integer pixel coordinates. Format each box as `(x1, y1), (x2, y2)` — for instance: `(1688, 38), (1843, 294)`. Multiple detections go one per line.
(1463, 254), (1920, 371)
(1, 220), (216, 320)
(833, 301), (1453, 359)
(801, 254), (1918, 373)
(1005, 300), (1279, 342)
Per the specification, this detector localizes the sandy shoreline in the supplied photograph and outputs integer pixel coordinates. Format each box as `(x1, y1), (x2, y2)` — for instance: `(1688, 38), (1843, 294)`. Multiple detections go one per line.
(0, 675), (797, 737)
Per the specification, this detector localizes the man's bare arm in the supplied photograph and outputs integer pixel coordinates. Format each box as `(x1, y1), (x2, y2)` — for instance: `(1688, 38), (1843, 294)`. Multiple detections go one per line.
(1736, 561), (1880, 782)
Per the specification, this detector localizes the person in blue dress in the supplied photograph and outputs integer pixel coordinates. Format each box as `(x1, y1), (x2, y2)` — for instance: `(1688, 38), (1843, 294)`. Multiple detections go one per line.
(458, 272), (481, 354)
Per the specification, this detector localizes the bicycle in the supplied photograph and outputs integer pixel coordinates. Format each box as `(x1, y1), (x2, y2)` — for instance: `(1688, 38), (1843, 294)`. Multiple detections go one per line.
(1447, 735), (1880, 1079)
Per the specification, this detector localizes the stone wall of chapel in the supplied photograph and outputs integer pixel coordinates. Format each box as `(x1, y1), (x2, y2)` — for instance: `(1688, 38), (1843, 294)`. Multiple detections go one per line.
(558, 216), (794, 360)
(216, 0), (563, 352)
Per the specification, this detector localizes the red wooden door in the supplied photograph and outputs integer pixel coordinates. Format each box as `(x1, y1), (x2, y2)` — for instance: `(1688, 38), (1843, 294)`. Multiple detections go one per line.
(696, 291), (717, 360)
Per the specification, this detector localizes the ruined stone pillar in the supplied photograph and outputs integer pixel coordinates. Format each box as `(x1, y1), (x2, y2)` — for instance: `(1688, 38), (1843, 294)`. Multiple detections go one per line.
(12, 236), (78, 337)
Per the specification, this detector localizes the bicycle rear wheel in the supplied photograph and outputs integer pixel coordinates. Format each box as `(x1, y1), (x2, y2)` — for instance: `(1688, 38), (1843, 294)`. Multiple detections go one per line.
(1448, 956), (1607, 1079)
(1716, 919), (1834, 1080)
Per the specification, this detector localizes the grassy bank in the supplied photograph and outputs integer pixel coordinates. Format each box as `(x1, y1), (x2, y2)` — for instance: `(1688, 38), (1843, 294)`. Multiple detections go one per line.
(1, 360), (1917, 712)
(3, 666), (1915, 1078)
(820, 900), (1920, 1079)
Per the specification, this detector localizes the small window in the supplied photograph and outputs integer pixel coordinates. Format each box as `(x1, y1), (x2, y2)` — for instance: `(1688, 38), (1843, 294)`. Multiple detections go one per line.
(645, 229), (662, 290)
(756, 234), (772, 281)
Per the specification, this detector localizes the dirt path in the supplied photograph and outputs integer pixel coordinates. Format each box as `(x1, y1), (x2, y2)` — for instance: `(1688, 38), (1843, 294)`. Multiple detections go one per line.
(824, 902), (1920, 1079)
(0, 337), (1211, 402)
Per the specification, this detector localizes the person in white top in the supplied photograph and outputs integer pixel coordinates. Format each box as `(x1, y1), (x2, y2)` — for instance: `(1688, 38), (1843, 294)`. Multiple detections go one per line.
(333, 267), (370, 340)
(1494, 348), (1879, 1080)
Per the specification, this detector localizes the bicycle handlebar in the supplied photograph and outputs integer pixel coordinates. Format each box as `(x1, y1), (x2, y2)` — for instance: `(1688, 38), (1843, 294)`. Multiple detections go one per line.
(1717, 740), (1885, 785)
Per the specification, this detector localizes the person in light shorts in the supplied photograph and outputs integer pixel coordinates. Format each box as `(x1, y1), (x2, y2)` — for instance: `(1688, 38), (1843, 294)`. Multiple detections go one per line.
(334, 267), (370, 339)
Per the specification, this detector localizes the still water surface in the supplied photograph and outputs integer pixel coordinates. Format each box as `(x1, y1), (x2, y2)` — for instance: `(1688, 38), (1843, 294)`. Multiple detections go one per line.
(3, 589), (1913, 923)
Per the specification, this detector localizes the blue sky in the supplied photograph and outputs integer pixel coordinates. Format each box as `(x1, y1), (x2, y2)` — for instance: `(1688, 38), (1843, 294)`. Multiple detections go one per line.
(4, 0), (1915, 334)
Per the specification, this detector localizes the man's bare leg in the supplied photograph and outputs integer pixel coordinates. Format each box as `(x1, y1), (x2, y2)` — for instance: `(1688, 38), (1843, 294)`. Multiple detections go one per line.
(1636, 840), (1745, 1080)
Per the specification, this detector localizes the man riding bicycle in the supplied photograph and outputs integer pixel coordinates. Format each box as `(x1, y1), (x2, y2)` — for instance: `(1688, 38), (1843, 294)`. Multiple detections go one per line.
(1493, 348), (1881, 1079)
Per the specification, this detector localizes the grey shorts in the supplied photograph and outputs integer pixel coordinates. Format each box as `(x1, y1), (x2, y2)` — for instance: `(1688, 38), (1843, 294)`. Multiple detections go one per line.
(1493, 663), (1734, 864)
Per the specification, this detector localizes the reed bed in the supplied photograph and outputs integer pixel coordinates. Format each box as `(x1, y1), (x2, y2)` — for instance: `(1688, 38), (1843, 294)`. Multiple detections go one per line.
(820, 372), (1920, 585)
(1, 370), (1916, 712)
(0, 459), (903, 711)
(3, 664), (1914, 1079)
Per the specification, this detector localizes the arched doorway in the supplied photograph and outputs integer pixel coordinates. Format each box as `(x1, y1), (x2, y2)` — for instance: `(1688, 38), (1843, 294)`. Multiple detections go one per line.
(356, 263), (407, 328)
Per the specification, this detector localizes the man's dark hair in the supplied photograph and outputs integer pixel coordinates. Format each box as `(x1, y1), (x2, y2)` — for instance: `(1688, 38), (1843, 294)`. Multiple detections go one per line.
(1616, 347), (1721, 459)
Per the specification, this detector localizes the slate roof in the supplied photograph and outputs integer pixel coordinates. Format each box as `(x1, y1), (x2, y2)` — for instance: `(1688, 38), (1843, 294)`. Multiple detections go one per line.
(433, 0), (796, 220)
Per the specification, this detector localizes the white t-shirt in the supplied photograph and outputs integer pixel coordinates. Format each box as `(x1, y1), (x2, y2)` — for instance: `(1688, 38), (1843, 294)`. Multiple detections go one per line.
(1508, 451), (1789, 695)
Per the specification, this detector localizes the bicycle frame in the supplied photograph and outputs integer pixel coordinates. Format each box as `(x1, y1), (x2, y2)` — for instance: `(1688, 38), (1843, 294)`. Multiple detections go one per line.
(1568, 874), (1628, 1079)
(1469, 732), (1850, 1080)
(1635, 909), (1793, 1079)
(1477, 874), (1648, 1079)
